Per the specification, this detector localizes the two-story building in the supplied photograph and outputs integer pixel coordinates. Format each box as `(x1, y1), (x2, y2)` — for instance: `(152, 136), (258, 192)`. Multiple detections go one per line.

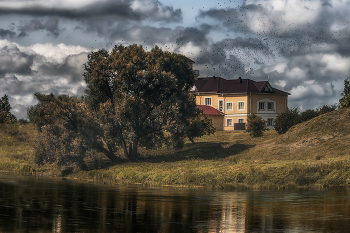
(191, 76), (290, 130)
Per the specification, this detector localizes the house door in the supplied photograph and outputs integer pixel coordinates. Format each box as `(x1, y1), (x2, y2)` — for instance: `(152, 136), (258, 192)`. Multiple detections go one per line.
(218, 100), (223, 112)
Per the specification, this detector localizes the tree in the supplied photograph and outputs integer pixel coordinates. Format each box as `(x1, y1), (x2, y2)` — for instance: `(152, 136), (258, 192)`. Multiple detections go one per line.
(0, 94), (17, 123)
(83, 44), (207, 161)
(186, 111), (215, 143)
(339, 78), (350, 108)
(28, 93), (110, 168)
(246, 113), (266, 137)
(274, 108), (300, 134)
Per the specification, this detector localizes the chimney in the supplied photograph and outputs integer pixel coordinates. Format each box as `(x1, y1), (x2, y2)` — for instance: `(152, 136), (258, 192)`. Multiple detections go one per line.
(238, 77), (242, 84)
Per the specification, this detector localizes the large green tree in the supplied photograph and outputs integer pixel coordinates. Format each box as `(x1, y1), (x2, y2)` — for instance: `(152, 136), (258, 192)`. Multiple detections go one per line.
(83, 44), (209, 161)
(0, 94), (17, 123)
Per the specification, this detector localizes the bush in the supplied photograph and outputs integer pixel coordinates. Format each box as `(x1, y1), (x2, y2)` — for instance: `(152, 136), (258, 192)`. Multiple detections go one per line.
(317, 104), (337, 115)
(274, 108), (300, 134)
(299, 109), (319, 122)
(246, 113), (266, 137)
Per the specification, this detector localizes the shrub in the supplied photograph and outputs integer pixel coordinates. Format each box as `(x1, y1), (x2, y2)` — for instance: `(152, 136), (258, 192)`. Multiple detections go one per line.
(317, 104), (337, 115)
(299, 109), (319, 122)
(246, 113), (266, 137)
(274, 108), (300, 134)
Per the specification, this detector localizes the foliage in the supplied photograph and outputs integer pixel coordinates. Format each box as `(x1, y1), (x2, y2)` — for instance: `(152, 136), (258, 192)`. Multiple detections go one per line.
(28, 93), (105, 169)
(83, 44), (206, 161)
(186, 111), (215, 143)
(275, 104), (337, 135)
(299, 109), (319, 122)
(274, 108), (300, 134)
(0, 94), (17, 123)
(339, 77), (350, 108)
(246, 113), (266, 137)
(317, 104), (338, 115)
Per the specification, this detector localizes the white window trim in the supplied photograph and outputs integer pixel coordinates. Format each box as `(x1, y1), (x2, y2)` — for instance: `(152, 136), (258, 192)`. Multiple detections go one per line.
(258, 102), (265, 111)
(226, 102), (233, 111)
(257, 99), (276, 113)
(204, 97), (212, 106)
(267, 102), (275, 111)
(238, 118), (245, 123)
(218, 100), (224, 112)
(226, 118), (233, 126)
(238, 101), (245, 111)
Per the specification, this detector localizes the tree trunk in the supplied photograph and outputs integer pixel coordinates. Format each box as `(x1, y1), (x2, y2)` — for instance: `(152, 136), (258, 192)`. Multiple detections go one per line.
(129, 138), (138, 161)
(98, 144), (120, 163)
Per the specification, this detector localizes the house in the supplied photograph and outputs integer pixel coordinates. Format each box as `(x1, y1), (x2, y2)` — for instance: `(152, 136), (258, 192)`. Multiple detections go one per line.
(191, 76), (290, 130)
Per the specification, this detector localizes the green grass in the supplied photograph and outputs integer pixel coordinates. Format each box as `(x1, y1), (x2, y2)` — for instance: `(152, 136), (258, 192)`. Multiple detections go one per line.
(1, 108), (350, 190)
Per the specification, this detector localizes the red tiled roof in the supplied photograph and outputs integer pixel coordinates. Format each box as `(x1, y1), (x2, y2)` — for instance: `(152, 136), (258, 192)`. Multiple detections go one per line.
(192, 77), (290, 95)
(197, 105), (225, 116)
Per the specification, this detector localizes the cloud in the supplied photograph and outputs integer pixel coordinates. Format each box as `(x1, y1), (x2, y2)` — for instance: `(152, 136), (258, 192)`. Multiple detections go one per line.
(18, 17), (62, 37)
(0, 28), (16, 39)
(0, 41), (34, 75)
(0, 0), (182, 23)
(0, 40), (89, 118)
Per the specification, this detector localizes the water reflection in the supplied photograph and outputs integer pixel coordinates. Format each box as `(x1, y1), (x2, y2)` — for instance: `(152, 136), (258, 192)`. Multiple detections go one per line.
(0, 174), (350, 232)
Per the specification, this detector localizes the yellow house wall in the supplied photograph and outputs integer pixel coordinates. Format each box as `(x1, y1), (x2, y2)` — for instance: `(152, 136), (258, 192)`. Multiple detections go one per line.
(195, 93), (288, 130)
(250, 94), (287, 114)
(207, 115), (224, 130)
(195, 94), (248, 115)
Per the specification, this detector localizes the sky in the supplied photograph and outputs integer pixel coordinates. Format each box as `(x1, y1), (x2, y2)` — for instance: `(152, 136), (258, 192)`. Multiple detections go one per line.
(1, 0), (350, 119)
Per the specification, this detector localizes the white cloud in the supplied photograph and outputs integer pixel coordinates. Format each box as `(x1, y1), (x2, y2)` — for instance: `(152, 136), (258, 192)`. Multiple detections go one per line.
(29, 43), (89, 64)
(245, 0), (322, 34)
(320, 54), (350, 73)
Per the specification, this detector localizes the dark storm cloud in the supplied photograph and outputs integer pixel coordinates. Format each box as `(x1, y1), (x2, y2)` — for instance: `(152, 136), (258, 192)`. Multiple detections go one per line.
(175, 24), (212, 46)
(0, 28), (16, 38)
(0, 0), (182, 23)
(198, 4), (266, 33)
(107, 24), (212, 49)
(0, 44), (33, 75)
(18, 17), (61, 37)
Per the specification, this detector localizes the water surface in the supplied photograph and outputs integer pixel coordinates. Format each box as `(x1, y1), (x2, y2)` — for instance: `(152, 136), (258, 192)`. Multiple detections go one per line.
(0, 173), (349, 232)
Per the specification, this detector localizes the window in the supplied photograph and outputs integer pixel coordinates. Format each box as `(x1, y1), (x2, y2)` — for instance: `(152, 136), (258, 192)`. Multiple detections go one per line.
(204, 97), (211, 106)
(226, 118), (233, 126)
(238, 102), (244, 110)
(238, 118), (244, 123)
(226, 102), (233, 111)
(259, 102), (265, 110)
(268, 102), (274, 110)
(218, 100), (223, 111)
(267, 118), (274, 126)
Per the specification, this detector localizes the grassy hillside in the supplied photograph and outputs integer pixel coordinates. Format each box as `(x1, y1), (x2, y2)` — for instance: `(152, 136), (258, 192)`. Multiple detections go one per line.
(1, 108), (350, 190)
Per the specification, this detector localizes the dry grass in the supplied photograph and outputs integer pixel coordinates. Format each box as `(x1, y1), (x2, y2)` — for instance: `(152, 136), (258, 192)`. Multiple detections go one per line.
(1, 107), (350, 190)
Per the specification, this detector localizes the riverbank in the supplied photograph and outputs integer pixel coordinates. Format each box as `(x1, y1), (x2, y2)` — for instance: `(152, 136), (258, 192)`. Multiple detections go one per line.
(1, 108), (350, 190)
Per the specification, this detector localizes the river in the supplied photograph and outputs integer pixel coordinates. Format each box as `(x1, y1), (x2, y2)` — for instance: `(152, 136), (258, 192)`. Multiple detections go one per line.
(0, 173), (349, 232)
